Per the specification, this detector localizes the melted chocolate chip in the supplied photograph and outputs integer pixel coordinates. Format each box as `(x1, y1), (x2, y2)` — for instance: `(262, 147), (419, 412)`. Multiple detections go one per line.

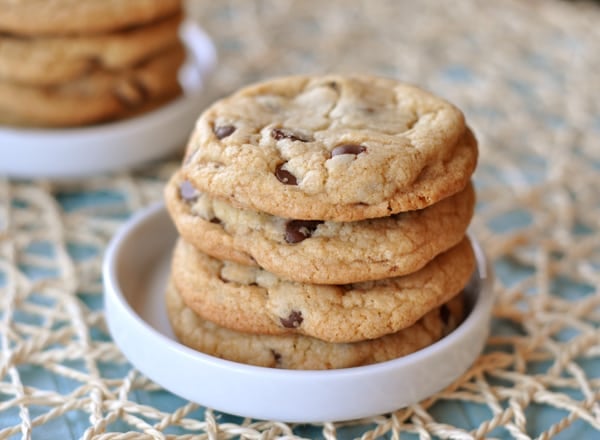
(209, 217), (222, 225)
(270, 349), (282, 365)
(179, 180), (198, 203)
(275, 164), (297, 185)
(271, 128), (311, 142)
(285, 220), (323, 244)
(331, 144), (367, 157)
(280, 310), (303, 328)
(214, 125), (236, 139)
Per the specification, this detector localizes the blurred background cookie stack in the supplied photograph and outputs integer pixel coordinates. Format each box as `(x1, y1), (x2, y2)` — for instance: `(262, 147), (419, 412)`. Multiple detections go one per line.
(165, 74), (479, 370)
(0, 0), (184, 127)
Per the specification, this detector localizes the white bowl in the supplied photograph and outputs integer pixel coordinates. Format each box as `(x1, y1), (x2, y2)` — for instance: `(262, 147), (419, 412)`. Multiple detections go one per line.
(103, 203), (495, 423)
(0, 21), (216, 179)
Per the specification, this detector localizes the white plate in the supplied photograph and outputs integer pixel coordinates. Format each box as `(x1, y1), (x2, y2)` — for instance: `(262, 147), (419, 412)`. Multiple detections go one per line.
(103, 203), (495, 423)
(0, 22), (216, 179)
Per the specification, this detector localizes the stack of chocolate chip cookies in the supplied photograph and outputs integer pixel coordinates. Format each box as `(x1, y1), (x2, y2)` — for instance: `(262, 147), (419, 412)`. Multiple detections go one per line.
(0, 0), (184, 127)
(165, 74), (479, 370)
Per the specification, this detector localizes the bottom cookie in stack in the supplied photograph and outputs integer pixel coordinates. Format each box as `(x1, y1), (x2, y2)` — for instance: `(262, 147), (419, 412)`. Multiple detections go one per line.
(166, 278), (465, 370)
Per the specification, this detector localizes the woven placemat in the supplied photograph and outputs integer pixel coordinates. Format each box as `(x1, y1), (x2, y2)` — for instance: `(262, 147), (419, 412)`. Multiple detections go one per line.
(1, 0), (599, 438)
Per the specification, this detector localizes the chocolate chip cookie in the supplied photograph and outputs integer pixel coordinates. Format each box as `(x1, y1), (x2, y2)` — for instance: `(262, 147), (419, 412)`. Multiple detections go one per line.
(0, 0), (182, 36)
(182, 74), (478, 221)
(165, 170), (476, 284)
(0, 43), (184, 127)
(171, 237), (475, 343)
(0, 12), (182, 86)
(166, 278), (465, 369)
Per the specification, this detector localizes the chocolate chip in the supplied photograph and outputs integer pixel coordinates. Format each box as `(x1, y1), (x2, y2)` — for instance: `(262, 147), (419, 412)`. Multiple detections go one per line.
(271, 128), (312, 142)
(285, 220), (323, 244)
(280, 310), (303, 328)
(326, 81), (339, 91)
(440, 304), (450, 326)
(179, 180), (198, 203)
(214, 125), (235, 139)
(85, 56), (102, 72)
(209, 217), (222, 225)
(331, 144), (367, 157)
(275, 164), (297, 185)
(270, 349), (282, 365)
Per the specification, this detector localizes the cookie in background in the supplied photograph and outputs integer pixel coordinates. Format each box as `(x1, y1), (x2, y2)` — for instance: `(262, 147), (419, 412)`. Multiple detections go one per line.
(0, 0), (186, 127)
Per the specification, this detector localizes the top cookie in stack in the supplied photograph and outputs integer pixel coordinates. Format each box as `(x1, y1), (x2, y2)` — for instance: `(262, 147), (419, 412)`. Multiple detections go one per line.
(0, 0), (184, 127)
(165, 74), (479, 369)
(182, 75), (477, 221)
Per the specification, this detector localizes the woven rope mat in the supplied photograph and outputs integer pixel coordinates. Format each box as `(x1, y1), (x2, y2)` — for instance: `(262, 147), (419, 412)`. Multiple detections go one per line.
(1, 0), (599, 438)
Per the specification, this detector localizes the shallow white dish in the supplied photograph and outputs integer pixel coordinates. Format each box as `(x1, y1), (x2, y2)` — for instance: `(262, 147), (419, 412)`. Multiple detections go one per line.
(103, 203), (495, 423)
(0, 21), (216, 179)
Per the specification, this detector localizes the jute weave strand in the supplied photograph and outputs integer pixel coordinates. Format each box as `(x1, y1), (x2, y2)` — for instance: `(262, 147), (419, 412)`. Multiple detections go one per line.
(1, 0), (599, 438)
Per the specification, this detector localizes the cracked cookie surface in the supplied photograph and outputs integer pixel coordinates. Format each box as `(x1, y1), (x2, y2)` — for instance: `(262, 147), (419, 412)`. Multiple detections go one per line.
(166, 170), (475, 284)
(166, 278), (465, 369)
(171, 237), (475, 343)
(182, 74), (477, 221)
